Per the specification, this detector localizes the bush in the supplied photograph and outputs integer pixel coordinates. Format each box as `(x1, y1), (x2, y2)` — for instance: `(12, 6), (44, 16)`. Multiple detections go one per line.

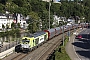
(55, 36), (71, 60)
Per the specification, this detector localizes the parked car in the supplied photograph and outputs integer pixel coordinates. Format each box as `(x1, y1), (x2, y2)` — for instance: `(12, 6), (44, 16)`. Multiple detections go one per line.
(75, 34), (90, 40)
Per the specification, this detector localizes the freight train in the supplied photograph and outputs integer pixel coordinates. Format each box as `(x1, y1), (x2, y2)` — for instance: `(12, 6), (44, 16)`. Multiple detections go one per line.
(15, 23), (88, 53)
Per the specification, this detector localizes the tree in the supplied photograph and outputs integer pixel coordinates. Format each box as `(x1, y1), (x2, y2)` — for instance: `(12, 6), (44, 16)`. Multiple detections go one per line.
(16, 23), (20, 28)
(27, 11), (40, 33)
(30, 0), (46, 13)
(12, 0), (26, 7)
(0, 0), (90, 27)
(6, 24), (9, 29)
(0, 0), (8, 5)
(28, 23), (32, 33)
(50, 3), (61, 15)
(11, 22), (15, 29)
(40, 10), (49, 30)
(0, 4), (4, 13)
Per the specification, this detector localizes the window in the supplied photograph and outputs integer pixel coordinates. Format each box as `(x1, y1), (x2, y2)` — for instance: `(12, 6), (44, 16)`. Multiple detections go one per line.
(22, 38), (30, 44)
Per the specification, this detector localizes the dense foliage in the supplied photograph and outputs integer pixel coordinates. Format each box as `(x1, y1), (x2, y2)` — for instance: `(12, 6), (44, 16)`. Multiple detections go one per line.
(55, 37), (70, 60)
(0, 0), (90, 32)
(49, 36), (70, 60)
(0, 29), (20, 38)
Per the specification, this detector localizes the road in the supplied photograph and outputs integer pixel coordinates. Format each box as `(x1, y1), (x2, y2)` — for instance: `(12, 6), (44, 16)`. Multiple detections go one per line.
(65, 29), (90, 60)
(66, 28), (90, 60)
(73, 29), (90, 60)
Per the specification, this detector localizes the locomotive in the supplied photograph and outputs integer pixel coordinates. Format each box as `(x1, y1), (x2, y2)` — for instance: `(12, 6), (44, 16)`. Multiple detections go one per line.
(15, 23), (88, 53)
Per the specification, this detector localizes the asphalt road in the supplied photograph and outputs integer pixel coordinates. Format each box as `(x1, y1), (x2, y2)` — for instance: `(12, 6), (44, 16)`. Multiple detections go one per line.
(72, 29), (90, 60)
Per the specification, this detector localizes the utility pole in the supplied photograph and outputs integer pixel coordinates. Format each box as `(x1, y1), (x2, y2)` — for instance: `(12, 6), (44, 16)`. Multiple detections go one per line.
(63, 26), (64, 46)
(0, 46), (1, 53)
(0, 38), (3, 52)
(49, 0), (51, 29)
(69, 27), (70, 41)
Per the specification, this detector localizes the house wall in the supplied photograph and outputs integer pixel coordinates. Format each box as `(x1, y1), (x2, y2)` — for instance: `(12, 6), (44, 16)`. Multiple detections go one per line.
(0, 13), (27, 29)
(0, 14), (13, 29)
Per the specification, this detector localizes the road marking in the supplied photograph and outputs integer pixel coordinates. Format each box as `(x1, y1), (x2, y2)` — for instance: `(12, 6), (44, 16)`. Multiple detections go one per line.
(73, 35), (81, 60)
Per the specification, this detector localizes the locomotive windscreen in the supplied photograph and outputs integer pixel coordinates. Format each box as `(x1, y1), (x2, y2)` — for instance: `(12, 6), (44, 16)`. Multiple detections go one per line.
(22, 38), (30, 44)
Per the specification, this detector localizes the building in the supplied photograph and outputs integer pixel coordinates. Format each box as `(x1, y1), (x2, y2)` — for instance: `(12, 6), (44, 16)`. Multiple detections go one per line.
(16, 14), (26, 28)
(13, 13), (27, 29)
(53, 15), (66, 26)
(0, 13), (13, 29)
(67, 17), (75, 25)
(53, 15), (61, 25)
(0, 13), (27, 29)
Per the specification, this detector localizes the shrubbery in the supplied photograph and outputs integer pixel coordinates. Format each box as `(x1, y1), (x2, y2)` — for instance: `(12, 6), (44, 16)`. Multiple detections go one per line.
(0, 29), (20, 38)
(55, 36), (70, 60)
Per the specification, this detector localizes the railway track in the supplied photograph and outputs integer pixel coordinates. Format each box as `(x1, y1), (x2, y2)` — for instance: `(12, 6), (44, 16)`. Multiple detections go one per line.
(21, 31), (69, 60)
(11, 53), (27, 60)
(3, 30), (74, 60)
(10, 32), (63, 60)
(37, 38), (62, 60)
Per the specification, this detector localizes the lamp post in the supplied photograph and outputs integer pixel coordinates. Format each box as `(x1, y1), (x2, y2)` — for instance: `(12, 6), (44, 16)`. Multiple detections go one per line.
(49, 1), (51, 29)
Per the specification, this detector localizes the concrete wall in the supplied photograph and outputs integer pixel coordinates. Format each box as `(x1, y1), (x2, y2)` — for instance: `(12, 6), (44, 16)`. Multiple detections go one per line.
(0, 47), (15, 59)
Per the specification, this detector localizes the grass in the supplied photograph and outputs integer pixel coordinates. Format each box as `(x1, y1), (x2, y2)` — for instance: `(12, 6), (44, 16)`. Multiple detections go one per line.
(54, 36), (71, 60)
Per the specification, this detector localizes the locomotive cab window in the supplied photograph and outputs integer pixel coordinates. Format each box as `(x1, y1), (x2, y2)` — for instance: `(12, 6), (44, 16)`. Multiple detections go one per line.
(22, 38), (30, 44)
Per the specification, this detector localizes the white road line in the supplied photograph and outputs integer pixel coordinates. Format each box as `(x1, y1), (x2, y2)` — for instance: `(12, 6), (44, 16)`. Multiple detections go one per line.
(73, 36), (81, 60)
